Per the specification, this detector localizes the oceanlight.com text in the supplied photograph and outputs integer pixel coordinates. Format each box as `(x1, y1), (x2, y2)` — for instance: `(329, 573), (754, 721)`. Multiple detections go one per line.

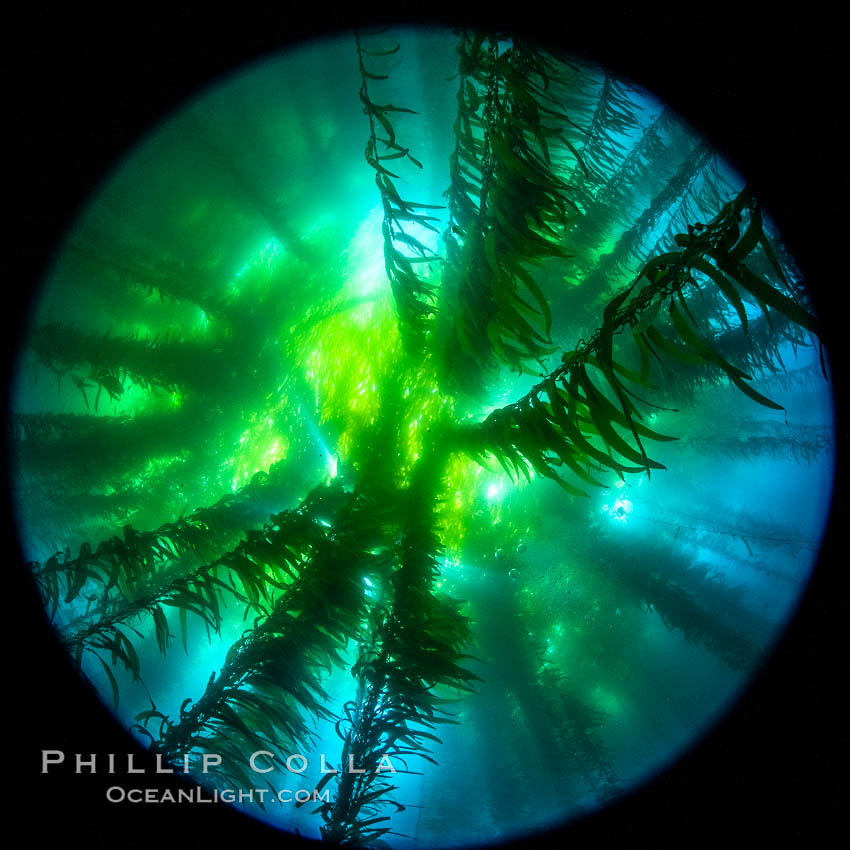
(105, 785), (332, 805)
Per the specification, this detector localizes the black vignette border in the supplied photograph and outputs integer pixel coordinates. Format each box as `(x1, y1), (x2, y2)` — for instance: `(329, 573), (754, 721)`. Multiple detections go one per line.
(7, 5), (843, 847)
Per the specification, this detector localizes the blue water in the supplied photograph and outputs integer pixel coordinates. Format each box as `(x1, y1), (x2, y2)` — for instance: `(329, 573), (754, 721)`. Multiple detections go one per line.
(8, 27), (836, 849)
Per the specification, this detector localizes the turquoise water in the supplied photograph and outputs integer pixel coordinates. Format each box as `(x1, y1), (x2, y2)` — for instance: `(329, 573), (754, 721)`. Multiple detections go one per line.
(8, 26), (836, 849)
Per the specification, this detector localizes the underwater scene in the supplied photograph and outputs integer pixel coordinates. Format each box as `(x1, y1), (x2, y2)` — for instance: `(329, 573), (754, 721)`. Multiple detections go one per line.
(7, 25), (837, 849)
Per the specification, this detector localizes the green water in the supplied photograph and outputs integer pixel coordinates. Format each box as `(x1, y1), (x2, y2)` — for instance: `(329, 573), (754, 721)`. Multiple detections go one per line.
(8, 27), (835, 849)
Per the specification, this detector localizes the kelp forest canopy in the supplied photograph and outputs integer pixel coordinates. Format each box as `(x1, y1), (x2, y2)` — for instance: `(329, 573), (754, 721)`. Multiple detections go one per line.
(8, 27), (835, 849)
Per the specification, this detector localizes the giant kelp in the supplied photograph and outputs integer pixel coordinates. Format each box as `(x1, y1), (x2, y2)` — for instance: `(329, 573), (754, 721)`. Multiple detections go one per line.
(9, 26), (832, 849)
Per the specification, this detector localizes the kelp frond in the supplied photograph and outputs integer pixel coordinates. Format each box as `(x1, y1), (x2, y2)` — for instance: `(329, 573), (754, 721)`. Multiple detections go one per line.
(10, 28), (833, 847)
(356, 30), (442, 353)
(456, 189), (820, 494)
(320, 477), (476, 844)
(142, 487), (377, 776)
(437, 33), (582, 393)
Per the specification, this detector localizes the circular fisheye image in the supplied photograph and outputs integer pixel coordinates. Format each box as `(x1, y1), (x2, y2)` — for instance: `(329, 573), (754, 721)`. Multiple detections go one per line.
(7, 22), (837, 850)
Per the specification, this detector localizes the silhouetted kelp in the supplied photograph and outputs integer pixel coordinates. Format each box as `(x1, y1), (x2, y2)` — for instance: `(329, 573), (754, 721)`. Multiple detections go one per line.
(10, 27), (831, 849)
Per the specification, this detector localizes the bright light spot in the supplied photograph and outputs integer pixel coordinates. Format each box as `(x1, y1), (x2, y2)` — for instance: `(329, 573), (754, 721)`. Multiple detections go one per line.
(605, 496), (634, 524)
(345, 206), (390, 299)
(486, 483), (502, 501)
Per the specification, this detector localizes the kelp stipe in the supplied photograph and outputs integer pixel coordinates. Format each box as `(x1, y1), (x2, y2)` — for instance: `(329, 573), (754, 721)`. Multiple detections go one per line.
(8, 24), (835, 850)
